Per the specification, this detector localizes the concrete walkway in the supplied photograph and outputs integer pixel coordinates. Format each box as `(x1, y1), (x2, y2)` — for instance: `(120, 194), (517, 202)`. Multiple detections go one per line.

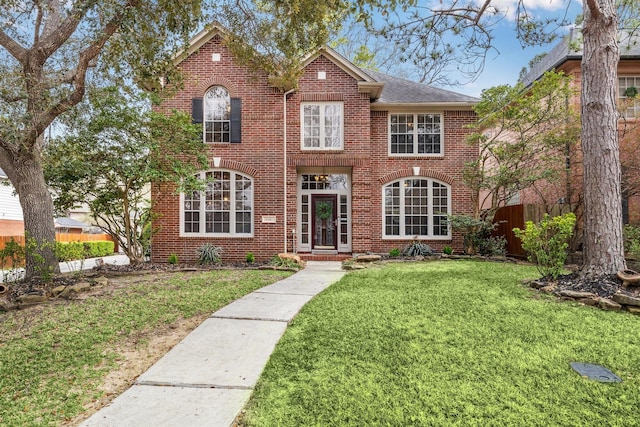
(80, 261), (346, 427)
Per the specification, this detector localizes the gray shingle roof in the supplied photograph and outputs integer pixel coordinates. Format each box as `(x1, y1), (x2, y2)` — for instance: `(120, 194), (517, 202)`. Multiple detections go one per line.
(364, 69), (479, 105)
(520, 28), (640, 88)
(55, 217), (90, 228)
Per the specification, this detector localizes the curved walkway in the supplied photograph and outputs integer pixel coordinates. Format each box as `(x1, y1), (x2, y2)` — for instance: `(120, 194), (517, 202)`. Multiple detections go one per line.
(80, 261), (346, 427)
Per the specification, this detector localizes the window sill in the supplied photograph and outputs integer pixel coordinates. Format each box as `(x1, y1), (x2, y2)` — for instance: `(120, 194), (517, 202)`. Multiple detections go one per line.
(382, 235), (451, 241)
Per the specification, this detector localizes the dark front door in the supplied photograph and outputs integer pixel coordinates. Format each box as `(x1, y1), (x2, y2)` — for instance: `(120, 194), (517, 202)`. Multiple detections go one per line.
(312, 195), (337, 249)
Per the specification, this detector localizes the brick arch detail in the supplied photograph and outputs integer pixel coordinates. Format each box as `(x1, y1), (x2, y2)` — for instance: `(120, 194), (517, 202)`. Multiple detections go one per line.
(378, 168), (455, 185)
(196, 77), (238, 97)
(207, 159), (258, 177)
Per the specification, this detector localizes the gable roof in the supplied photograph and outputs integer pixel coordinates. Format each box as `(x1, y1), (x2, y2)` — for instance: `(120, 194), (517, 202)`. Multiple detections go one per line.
(175, 24), (478, 106)
(520, 28), (640, 88)
(54, 217), (90, 229)
(365, 69), (479, 107)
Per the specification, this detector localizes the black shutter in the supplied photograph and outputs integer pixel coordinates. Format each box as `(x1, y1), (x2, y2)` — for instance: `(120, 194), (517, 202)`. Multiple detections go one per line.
(192, 98), (203, 124)
(230, 98), (241, 143)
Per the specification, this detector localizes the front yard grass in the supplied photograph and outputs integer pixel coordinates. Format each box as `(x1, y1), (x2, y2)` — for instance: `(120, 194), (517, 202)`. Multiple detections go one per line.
(0, 269), (292, 426)
(243, 260), (640, 426)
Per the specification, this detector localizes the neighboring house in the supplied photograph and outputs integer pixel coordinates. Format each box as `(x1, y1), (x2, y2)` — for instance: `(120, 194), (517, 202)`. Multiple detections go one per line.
(518, 28), (640, 225)
(54, 217), (91, 234)
(0, 167), (24, 236)
(151, 26), (479, 263)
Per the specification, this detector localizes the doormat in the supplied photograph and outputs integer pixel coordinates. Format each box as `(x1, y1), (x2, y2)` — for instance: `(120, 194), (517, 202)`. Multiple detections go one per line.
(570, 362), (622, 382)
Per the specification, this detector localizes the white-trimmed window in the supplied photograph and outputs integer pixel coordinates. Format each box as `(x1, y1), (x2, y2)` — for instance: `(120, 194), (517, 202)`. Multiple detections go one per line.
(389, 113), (443, 155)
(619, 76), (640, 118)
(383, 178), (450, 238)
(182, 170), (253, 236)
(301, 102), (343, 149)
(204, 86), (231, 143)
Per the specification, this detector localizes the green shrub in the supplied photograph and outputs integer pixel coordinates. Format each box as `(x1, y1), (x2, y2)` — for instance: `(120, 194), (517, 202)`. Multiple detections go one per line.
(389, 248), (401, 257)
(55, 241), (114, 262)
(197, 243), (222, 264)
(479, 236), (507, 257)
(442, 246), (453, 255)
(623, 224), (640, 258)
(246, 252), (255, 263)
(513, 213), (576, 280)
(270, 254), (301, 269)
(168, 253), (178, 264)
(404, 241), (434, 257)
(448, 215), (494, 255)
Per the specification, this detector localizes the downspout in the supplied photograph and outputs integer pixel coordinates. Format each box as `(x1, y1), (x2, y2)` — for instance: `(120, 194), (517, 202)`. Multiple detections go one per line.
(283, 88), (295, 253)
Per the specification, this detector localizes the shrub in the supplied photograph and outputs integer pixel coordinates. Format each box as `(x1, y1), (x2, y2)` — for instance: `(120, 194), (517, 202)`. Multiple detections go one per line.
(479, 236), (507, 257)
(246, 252), (255, 263)
(389, 248), (401, 257)
(448, 215), (494, 255)
(442, 246), (453, 255)
(513, 213), (576, 280)
(197, 243), (222, 264)
(270, 254), (301, 269)
(404, 241), (434, 257)
(623, 224), (640, 258)
(168, 253), (178, 264)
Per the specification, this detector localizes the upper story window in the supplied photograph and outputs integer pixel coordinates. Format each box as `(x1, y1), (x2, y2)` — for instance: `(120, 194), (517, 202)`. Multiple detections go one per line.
(301, 102), (343, 150)
(619, 76), (640, 118)
(191, 87), (242, 143)
(383, 178), (450, 239)
(389, 113), (443, 156)
(182, 170), (253, 237)
(204, 86), (230, 143)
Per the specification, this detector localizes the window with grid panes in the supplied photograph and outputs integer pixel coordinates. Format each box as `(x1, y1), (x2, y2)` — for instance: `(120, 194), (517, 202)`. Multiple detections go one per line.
(389, 113), (442, 155)
(182, 170), (253, 236)
(383, 178), (450, 238)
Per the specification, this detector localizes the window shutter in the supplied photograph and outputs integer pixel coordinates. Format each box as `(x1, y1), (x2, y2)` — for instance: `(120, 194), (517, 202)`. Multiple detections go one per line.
(230, 98), (241, 143)
(192, 98), (203, 124)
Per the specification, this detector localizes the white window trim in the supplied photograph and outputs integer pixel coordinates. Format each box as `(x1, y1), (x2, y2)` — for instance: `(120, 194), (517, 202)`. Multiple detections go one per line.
(388, 112), (444, 157)
(179, 169), (254, 238)
(300, 102), (344, 150)
(203, 86), (231, 144)
(619, 76), (640, 119)
(381, 177), (451, 240)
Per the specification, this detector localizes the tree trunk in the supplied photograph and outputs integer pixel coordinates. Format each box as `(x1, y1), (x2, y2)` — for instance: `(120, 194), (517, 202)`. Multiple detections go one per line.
(580, 0), (626, 276)
(7, 150), (59, 280)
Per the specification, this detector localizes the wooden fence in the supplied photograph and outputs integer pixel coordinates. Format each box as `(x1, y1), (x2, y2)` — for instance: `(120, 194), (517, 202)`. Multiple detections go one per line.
(0, 233), (118, 253)
(492, 204), (547, 258)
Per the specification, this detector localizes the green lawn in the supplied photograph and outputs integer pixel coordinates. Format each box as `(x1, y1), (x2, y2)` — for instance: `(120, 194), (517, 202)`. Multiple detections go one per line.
(0, 269), (292, 426)
(243, 261), (640, 426)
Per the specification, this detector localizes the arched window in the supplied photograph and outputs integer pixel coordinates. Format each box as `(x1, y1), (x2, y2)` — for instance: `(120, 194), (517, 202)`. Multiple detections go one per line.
(383, 178), (450, 238)
(204, 86), (230, 143)
(182, 170), (253, 236)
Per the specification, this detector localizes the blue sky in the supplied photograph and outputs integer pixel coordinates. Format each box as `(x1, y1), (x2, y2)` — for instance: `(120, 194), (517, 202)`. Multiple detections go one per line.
(453, 0), (584, 97)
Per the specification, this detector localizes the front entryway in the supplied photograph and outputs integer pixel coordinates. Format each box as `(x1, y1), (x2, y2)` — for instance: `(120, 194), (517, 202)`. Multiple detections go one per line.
(312, 195), (337, 249)
(297, 170), (351, 253)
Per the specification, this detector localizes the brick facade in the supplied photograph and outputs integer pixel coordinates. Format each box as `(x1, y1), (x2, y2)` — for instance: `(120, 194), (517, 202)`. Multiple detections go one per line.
(151, 30), (478, 263)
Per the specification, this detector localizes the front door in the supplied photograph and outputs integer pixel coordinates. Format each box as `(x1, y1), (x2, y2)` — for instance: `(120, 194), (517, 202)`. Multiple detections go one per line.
(312, 195), (337, 249)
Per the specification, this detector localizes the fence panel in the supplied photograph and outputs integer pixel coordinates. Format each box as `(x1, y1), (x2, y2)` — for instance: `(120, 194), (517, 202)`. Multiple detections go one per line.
(492, 205), (526, 257)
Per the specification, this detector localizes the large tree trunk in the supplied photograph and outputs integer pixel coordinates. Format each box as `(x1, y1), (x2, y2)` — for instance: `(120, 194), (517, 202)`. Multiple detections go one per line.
(580, 0), (626, 277)
(2, 148), (59, 280)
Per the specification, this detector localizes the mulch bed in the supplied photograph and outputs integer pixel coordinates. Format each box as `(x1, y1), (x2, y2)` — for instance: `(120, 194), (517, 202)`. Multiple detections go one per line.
(537, 272), (639, 299)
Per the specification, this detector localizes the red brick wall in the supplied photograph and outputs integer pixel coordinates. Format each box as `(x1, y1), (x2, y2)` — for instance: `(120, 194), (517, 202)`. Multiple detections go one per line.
(151, 35), (478, 262)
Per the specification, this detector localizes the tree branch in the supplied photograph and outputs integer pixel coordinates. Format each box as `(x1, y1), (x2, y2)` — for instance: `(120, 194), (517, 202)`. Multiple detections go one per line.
(0, 28), (27, 63)
(585, 0), (602, 21)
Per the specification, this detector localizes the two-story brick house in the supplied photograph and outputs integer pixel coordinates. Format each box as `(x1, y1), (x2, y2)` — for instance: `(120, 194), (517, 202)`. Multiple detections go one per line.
(151, 26), (479, 263)
(518, 29), (640, 226)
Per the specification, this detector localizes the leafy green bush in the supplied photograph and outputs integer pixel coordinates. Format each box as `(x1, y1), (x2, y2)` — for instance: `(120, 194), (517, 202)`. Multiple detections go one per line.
(513, 213), (576, 279)
(448, 215), (494, 255)
(442, 246), (453, 255)
(197, 243), (222, 264)
(168, 253), (178, 264)
(389, 248), (401, 257)
(623, 224), (640, 258)
(479, 236), (507, 257)
(55, 241), (114, 262)
(404, 241), (434, 257)
(0, 238), (25, 283)
(270, 254), (301, 269)
(246, 252), (255, 263)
